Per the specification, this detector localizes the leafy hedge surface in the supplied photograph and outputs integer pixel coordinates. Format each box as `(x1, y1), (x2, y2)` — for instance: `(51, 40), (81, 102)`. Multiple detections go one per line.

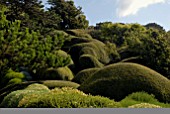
(120, 92), (170, 108)
(65, 29), (92, 38)
(78, 63), (170, 103)
(79, 54), (104, 69)
(42, 67), (74, 81)
(1, 86), (121, 108)
(128, 103), (162, 108)
(72, 68), (100, 84)
(0, 84), (50, 108)
(41, 80), (80, 89)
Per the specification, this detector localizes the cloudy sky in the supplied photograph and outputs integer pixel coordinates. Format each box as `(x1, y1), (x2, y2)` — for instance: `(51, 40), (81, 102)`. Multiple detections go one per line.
(42, 0), (170, 31)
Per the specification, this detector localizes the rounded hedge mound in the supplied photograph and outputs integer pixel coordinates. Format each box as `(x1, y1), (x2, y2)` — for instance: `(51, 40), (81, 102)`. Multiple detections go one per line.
(62, 37), (92, 52)
(0, 83), (50, 108)
(72, 68), (100, 84)
(18, 87), (121, 108)
(25, 83), (50, 91)
(79, 54), (104, 70)
(40, 80), (80, 89)
(68, 40), (110, 73)
(120, 91), (170, 108)
(43, 67), (74, 81)
(65, 29), (92, 38)
(78, 63), (170, 103)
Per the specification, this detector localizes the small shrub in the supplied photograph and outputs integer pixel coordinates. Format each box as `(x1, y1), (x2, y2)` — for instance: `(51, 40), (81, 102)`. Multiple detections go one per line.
(4, 69), (25, 80)
(7, 78), (22, 85)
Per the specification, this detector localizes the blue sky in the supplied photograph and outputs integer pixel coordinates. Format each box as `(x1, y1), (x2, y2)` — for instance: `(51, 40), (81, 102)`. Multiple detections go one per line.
(41, 0), (170, 31)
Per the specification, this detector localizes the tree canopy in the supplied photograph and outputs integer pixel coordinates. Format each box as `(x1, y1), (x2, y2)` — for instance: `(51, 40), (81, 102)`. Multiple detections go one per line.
(48, 0), (89, 29)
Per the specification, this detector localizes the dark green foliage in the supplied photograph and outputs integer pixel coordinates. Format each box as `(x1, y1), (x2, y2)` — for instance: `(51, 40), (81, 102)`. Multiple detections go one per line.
(48, 0), (89, 29)
(18, 87), (121, 108)
(79, 54), (104, 69)
(72, 68), (100, 84)
(89, 22), (170, 79)
(0, 0), (61, 33)
(41, 80), (80, 89)
(65, 29), (92, 38)
(78, 63), (170, 103)
(0, 7), (70, 84)
(42, 67), (74, 81)
(144, 23), (165, 31)
(68, 39), (114, 73)
(120, 92), (170, 108)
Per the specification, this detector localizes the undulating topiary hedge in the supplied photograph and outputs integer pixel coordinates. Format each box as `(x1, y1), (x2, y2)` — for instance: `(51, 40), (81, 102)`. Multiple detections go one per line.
(65, 29), (92, 38)
(62, 37), (92, 52)
(78, 63), (170, 103)
(0, 83), (50, 108)
(17, 87), (121, 108)
(72, 68), (100, 84)
(1, 85), (121, 108)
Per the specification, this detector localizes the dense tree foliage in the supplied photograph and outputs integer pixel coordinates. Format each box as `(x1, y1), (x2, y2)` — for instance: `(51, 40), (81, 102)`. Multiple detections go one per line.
(88, 22), (170, 79)
(145, 23), (165, 32)
(48, 0), (89, 29)
(0, 7), (71, 89)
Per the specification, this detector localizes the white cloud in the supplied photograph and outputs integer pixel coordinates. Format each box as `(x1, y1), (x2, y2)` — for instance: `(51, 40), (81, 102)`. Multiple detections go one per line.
(116, 0), (166, 17)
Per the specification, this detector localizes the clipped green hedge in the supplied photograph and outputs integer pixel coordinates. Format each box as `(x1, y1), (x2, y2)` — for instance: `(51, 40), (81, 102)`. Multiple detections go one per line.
(18, 87), (121, 108)
(128, 103), (162, 108)
(79, 54), (104, 69)
(25, 83), (50, 91)
(40, 80), (80, 89)
(42, 66), (74, 81)
(65, 29), (92, 38)
(72, 68), (100, 84)
(0, 83), (50, 108)
(78, 63), (170, 103)
(120, 92), (170, 108)
(55, 50), (74, 66)
(62, 37), (92, 52)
